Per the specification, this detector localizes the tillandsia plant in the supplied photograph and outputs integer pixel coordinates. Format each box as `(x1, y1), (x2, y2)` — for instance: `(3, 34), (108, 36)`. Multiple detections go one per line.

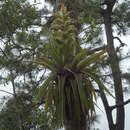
(34, 5), (111, 129)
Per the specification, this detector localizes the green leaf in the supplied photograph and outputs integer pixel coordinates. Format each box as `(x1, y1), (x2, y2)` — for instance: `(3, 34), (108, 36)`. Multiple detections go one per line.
(74, 74), (88, 114)
(89, 73), (114, 98)
(49, 47), (64, 67)
(34, 57), (58, 71)
(86, 78), (97, 101)
(70, 80), (81, 120)
(45, 84), (53, 111)
(65, 87), (72, 118)
(77, 50), (106, 70)
(72, 49), (88, 66)
(35, 76), (53, 103)
(57, 76), (65, 123)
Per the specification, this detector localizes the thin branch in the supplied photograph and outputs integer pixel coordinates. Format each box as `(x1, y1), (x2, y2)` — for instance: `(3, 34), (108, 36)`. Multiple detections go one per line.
(0, 90), (14, 95)
(32, 2), (42, 6)
(0, 47), (9, 59)
(87, 45), (107, 55)
(113, 36), (126, 47)
(101, 0), (117, 6)
(0, 38), (7, 44)
(99, 89), (114, 126)
(120, 55), (130, 61)
(110, 98), (130, 111)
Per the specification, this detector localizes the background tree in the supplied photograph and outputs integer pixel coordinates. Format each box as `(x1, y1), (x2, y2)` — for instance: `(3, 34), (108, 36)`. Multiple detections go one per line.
(0, 0), (52, 129)
(0, 92), (54, 130)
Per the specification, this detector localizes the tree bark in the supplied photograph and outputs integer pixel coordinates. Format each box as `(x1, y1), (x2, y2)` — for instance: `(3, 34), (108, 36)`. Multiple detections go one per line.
(65, 116), (86, 130)
(99, 89), (115, 130)
(10, 70), (24, 130)
(102, 3), (125, 130)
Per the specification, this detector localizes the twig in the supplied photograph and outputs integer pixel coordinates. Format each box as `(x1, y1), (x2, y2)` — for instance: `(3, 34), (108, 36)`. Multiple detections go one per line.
(113, 36), (126, 47)
(87, 45), (107, 55)
(0, 90), (14, 95)
(110, 98), (130, 111)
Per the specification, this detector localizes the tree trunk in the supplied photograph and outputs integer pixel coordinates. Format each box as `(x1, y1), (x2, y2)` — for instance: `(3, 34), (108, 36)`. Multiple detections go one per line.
(10, 70), (24, 130)
(102, 5), (125, 130)
(65, 116), (86, 130)
(100, 89), (115, 130)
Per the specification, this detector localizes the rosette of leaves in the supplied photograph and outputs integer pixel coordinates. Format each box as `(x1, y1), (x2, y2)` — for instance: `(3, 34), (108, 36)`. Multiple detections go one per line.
(34, 5), (110, 128)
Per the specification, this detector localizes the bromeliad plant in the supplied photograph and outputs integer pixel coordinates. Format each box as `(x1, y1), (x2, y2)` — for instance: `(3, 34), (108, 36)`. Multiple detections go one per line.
(35, 5), (110, 128)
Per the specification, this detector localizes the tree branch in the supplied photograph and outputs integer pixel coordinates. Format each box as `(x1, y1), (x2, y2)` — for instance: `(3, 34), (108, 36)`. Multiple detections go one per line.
(120, 54), (130, 61)
(0, 90), (14, 95)
(110, 98), (130, 111)
(113, 36), (126, 47)
(99, 89), (114, 126)
(87, 45), (107, 55)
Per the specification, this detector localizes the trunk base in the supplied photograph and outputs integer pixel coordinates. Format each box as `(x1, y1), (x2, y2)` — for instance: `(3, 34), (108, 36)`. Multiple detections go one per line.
(65, 116), (86, 130)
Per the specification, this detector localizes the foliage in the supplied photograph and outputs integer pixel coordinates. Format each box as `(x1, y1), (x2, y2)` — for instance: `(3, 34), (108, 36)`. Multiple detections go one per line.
(0, 0), (40, 38)
(0, 93), (53, 130)
(113, 1), (130, 35)
(0, 1), (50, 129)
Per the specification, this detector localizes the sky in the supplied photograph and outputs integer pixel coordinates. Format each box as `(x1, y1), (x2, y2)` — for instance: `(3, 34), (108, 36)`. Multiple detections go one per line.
(0, 0), (130, 130)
